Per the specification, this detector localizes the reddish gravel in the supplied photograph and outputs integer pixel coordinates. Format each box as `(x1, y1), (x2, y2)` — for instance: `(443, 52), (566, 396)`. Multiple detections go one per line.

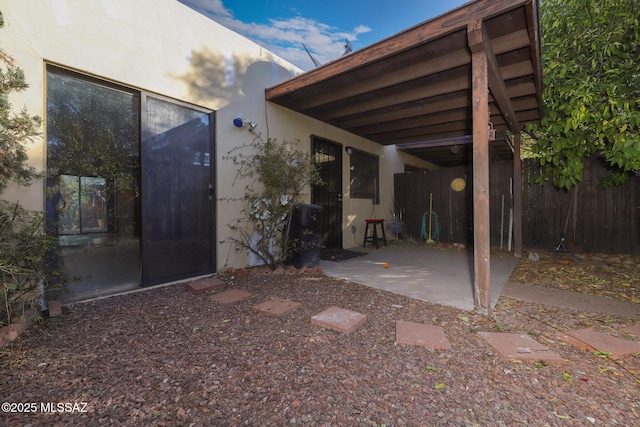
(1, 274), (639, 426)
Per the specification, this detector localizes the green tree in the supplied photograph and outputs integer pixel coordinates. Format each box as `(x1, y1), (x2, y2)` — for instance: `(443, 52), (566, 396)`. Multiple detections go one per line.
(0, 10), (54, 326)
(0, 12), (41, 191)
(526, 0), (640, 189)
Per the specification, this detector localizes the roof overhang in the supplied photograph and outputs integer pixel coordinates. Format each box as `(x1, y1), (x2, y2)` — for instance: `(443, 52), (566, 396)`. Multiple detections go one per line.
(266, 0), (542, 167)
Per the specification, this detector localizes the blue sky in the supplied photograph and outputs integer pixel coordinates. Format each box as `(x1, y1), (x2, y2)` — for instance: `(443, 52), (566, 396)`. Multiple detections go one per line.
(178, 0), (469, 70)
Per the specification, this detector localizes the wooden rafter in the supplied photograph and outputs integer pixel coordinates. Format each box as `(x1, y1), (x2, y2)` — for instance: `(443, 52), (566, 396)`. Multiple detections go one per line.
(266, 0), (541, 168)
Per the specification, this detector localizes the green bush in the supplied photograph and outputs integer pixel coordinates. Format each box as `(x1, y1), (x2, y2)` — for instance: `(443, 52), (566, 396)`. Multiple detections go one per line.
(0, 10), (58, 326)
(223, 136), (322, 266)
(0, 201), (61, 325)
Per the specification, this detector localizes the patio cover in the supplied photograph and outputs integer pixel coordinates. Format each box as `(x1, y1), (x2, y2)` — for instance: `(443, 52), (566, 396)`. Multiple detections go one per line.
(266, 0), (543, 314)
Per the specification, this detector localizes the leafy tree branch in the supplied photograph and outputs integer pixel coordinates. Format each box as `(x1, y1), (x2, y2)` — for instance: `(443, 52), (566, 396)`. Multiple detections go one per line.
(526, 0), (640, 189)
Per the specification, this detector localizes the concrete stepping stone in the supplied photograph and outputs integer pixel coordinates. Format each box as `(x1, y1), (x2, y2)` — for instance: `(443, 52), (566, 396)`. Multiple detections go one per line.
(252, 298), (301, 316)
(311, 306), (367, 334)
(187, 276), (227, 294)
(209, 289), (253, 304)
(478, 332), (566, 363)
(47, 300), (63, 317)
(620, 324), (640, 337)
(395, 320), (451, 350)
(556, 328), (640, 360)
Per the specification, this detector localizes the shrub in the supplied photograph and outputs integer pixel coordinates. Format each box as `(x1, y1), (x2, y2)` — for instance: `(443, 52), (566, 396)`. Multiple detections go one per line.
(0, 10), (58, 326)
(223, 136), (322, 266)
(0, 201), (61, 325)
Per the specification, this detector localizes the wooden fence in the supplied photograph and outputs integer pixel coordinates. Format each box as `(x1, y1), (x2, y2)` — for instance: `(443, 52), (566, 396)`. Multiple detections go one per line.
(394, 157), (640, 255)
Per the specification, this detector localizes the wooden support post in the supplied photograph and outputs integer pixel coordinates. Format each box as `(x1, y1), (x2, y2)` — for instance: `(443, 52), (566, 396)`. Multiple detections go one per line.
(513, 133), (523, 257)
(468, 19), (491, 314)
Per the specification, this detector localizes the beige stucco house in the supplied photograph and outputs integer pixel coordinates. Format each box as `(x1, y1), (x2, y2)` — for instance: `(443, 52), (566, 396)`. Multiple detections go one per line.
(1, 0), (433, 301)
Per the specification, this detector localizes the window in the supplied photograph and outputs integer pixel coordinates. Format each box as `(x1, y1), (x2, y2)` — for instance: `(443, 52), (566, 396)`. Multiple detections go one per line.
(58, 175), (108, 234)
(349, 149), (379, 202)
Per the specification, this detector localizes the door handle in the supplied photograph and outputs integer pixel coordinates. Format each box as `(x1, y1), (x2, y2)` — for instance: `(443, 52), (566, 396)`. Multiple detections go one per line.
(208, 184), (214, 200)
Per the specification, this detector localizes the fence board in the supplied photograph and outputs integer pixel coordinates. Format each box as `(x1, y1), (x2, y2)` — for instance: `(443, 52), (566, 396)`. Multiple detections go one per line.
(394, 156), (640, 255)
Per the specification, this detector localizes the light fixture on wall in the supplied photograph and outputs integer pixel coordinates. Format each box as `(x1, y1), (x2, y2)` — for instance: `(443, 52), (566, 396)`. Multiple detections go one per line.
(488, 122), (496, 141)
(233, 114), (257, 129)
(345, 146), (353, 155)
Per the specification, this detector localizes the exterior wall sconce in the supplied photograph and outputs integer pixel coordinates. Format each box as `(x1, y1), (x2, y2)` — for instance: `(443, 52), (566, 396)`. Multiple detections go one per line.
(345, 146), (353, 155)
(488, 122), (496, 141)
(233, 115), (257, 129)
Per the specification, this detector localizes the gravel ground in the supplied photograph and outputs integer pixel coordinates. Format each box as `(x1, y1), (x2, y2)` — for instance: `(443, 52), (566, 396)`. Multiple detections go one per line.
(510, 251), (640, 303)
(1, 273), (639, 426)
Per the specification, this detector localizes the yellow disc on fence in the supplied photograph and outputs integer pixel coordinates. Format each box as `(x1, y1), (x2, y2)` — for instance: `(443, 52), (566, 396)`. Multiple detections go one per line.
(451, 177), (466, 192)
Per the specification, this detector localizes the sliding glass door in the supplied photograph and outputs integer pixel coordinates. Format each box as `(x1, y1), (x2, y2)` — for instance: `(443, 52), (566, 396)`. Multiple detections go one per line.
(46, 66), (215, 300)
(141, 96), (214, 284)
(47, 69), (142, 300)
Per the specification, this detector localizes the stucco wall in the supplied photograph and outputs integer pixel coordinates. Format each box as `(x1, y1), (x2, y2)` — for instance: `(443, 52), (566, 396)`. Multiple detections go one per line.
(0, 0), (297, 209)
(215, 100), (436, 268)
(0, 0), (434, 272)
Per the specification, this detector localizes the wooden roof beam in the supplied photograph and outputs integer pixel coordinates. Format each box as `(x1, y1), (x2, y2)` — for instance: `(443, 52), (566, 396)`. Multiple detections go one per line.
(320, 75), (469, 120)
(336, 91), (471, 128)
(281, 29), (531, 111)
(467, 19), (520, 134)
(266, 0), (530, 99)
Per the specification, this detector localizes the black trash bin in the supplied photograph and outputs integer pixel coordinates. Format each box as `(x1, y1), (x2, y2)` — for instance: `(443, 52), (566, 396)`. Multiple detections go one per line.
(288, 204), (323, 268)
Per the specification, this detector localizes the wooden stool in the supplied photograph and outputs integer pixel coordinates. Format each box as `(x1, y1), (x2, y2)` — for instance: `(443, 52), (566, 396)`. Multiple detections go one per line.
(363, 219), (388, 248)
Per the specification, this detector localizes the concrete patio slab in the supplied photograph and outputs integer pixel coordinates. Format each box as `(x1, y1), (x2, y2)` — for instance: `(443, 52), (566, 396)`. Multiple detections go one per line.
(209, 289), (253, 304)
(251, 298), (302, 316)
(320, 245), (519, 312)
(311, 306), (367, 334)
(478, 332), (566, 363)
(556, 328), (640, 359)
(187, 277), (227, 294)
(395, 320), (451, 350)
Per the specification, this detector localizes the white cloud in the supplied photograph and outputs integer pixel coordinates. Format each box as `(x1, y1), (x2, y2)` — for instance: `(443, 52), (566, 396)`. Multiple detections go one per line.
(179, 0), (371, 70)
(353, 25), (372, 35)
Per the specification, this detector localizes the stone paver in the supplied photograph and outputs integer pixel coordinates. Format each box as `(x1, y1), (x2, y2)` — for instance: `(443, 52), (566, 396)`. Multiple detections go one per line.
(620, 324), (640, 337)
(0, 309), (37, 348)
(395, 320), (451, 350)
(478, 332), (566, 363)
(209, 289), (253, 304)
(47, 300), (62, 317)
(311, 306), (367, 334)
(195, 271), (640, 370)
(187, 277), (227, 294)
(556, 328), (640, 359)
(0, 324), (25, 348)
(252, 298), (302, 316)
